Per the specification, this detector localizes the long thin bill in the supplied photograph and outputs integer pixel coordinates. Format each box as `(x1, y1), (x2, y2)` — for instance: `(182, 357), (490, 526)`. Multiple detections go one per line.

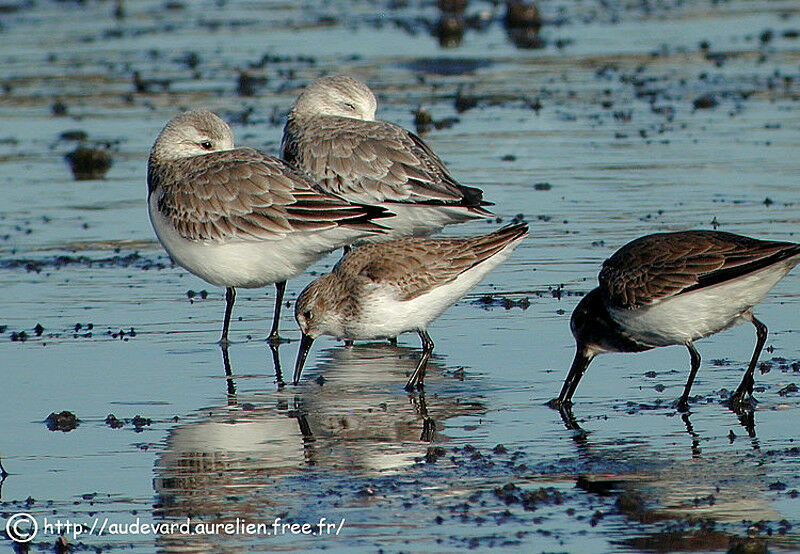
(557, 347), (595, 406)
(293, 333), (315, 385)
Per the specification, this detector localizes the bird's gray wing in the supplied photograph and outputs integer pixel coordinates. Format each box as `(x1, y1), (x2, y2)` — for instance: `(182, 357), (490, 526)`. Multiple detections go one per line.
(283, 116), (484, 207)
(149, 147), (384, 242)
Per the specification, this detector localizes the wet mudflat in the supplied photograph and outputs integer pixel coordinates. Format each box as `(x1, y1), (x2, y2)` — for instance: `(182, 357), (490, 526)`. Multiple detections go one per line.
(1, 0), (800, 551)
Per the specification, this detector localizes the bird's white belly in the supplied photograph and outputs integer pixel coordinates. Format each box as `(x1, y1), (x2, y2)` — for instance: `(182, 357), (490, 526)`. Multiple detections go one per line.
(343, 238), (520, 339)
(608, 261), (797, 346)
(149, 195), (357, 288)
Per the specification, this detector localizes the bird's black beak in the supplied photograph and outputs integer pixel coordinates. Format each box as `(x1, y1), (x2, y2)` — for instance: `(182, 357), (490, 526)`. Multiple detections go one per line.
(293, 333), (315, 385)
(549, 345), (595, 409)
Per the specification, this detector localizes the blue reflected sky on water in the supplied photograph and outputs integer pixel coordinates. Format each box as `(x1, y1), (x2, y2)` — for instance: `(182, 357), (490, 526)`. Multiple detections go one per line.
(1, 0), (800, 551)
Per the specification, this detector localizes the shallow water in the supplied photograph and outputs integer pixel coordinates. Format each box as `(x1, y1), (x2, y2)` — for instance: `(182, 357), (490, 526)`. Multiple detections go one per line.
(2, 0), (800, 551)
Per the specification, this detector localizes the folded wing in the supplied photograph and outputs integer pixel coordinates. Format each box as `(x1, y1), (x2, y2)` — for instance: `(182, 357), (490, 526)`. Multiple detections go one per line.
(150, 147), (386, 242)
(283, 117), (490, 212)
(599, 231), (800, 308)
(336, 224), (527, 300)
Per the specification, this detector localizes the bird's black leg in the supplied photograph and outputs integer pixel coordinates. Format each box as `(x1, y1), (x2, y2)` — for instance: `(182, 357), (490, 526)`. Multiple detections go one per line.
(677, 342), (701, 412)
(268, 281), (286, 345)
(220, 287), (236, 347)
(405, 330), (434, 392)
(730, 313), (767, 412)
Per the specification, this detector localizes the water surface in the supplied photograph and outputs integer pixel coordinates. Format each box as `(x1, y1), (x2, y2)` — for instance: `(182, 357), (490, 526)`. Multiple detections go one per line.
(2, 0), (800, 551)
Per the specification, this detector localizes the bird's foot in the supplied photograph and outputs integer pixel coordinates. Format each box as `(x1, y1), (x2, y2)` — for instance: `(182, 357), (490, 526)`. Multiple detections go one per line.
(267, 333), (290, 347)
(546, 397), (565, 410)
(672, 396), (691, 413)
(728, 391), (758, 414)
(546, 399), (584, 433)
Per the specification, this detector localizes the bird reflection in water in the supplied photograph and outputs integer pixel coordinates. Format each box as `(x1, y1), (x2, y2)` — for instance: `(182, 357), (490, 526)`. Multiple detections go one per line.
(552, 410), (783, 550)
(153, 343), (486, 547)
(294, 345), (464, 450)
(220, 341), (285, 401)
(555, 399), (759, 454)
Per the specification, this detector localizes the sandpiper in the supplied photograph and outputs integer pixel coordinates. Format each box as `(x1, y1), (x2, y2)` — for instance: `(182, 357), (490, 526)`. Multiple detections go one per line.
(550, 230), (800, 414)
(147, 110), (388, 346)
(281, 75), (493, 239)
(292, 224), (528, 390)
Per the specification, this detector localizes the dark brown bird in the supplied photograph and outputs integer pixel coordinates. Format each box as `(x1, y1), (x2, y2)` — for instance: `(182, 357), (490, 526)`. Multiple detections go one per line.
(551, 231), (800, 415)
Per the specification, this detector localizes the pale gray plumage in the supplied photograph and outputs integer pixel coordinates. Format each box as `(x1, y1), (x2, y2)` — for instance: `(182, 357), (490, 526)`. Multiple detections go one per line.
(147, 109), (387, 346)
(149, 111), (385, 243)
(281, 75), (492, 236)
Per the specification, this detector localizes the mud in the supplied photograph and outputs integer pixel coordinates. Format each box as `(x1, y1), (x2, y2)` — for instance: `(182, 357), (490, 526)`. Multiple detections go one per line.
(2, 0), (800, 552)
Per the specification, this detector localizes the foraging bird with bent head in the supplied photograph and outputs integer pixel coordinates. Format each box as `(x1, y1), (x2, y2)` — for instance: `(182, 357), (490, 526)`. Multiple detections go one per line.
(293, 224), (528, 391)
(551, 230), (800, 415)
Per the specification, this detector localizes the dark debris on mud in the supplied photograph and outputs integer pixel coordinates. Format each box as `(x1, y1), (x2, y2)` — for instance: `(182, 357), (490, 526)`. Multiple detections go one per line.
(46, 411), (154, 433)
(65, 145), (113, 180)
(227, 440), (800, 552)
(1, 322), (140, 344)
(45, 411), (79, 432)
(473, 294), (531, 310)
(0, 252), (170, 273)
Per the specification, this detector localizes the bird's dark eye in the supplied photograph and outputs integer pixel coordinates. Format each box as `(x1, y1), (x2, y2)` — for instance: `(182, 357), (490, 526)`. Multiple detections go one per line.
(199, 140), (213, 150)
(303, 310), (312, 320)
